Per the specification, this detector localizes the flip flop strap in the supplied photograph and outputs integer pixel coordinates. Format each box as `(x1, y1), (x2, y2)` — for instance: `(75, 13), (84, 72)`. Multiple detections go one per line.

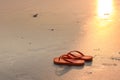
(59, 54), (73, 63)
(67, 50), (84, 57)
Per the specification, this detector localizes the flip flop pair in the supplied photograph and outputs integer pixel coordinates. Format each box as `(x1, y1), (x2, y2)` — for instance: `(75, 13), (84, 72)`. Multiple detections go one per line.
(53, 50), (93, 66)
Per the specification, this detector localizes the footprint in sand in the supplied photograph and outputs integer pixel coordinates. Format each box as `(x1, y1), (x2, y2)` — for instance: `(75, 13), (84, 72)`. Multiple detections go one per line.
(93, 48), (100, 51)
(28, 42), (32, 45)
(102, 63), (117, 66)
(118, 52), (120, 54)
(87, 72), (92, 74)
(111, 57), (120, 61)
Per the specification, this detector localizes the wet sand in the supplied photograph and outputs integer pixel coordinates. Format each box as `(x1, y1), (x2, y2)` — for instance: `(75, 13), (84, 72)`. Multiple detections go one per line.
(0, 0), (120, 80)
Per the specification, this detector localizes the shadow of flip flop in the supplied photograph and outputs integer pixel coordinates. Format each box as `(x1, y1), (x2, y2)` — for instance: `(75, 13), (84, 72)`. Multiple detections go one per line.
(53, 64), (84, 76)
(55, 65), (71, 76)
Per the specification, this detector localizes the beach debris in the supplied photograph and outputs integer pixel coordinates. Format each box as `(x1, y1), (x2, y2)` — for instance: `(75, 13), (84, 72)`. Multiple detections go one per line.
(50, 28), (54, 31)
(33, 14), (38, 18)
(48, 28), (55, 31)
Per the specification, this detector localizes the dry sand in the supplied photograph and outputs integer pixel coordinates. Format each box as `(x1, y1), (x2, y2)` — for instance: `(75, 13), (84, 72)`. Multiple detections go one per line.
(0, 0), (120, 80)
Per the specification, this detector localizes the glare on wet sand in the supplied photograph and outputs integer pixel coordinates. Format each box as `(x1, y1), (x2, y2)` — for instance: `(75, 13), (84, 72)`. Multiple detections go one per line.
(0, 0), (120, 80)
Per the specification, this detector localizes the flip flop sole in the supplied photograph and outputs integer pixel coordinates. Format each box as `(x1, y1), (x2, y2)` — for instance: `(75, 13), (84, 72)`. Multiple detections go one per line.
(54, 57), (85, 66)
(81, 56), (93, 61)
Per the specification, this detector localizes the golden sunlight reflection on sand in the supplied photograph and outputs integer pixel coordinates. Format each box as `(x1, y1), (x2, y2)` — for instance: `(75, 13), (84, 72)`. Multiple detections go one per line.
(97, 0), (113, 19)
(89, 0), (116, 52)
(76, 0), (117, 53)
(96, 0), (114, 28)
(97, 0), (114, 27)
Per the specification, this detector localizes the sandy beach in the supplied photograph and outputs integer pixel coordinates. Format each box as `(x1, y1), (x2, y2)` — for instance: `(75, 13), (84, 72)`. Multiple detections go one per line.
(0, 0), (120, 80)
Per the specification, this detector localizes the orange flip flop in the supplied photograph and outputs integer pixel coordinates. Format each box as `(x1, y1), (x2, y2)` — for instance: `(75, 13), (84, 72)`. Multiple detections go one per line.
(53, 54), (85, 66)
(67, 50), (93, 61)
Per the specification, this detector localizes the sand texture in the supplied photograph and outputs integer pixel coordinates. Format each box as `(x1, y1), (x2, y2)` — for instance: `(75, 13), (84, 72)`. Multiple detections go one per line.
(0, 0), (120, 80)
